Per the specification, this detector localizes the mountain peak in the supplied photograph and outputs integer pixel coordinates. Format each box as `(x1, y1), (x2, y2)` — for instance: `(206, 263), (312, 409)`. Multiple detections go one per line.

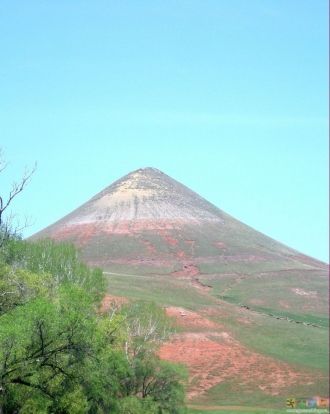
(118, 167), (169, 185)
(30, 168), (326, 272)
(134, 167), (164, 174)
(85, 167), (222, 223)
(116, 166), (167, 187)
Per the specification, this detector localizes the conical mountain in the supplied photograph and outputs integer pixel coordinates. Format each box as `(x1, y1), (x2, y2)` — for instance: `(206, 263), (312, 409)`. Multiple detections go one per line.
(32, 167), (325, 274)
(31, 168), (329, 406)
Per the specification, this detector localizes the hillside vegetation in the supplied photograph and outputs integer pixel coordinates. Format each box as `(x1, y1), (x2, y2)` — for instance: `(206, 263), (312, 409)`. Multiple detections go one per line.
(2, 162), (328, 412)
(0, 236), (187, 413)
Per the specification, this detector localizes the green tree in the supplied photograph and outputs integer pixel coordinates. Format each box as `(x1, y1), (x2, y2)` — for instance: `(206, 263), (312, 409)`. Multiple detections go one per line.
(0, 285), (95, 411)
(122, 301), (172, 359)
(0, 264), (54, 315)
(0, 155), (187, 412)
(118, 301), (187, 414)
(2, 239), (105, 304)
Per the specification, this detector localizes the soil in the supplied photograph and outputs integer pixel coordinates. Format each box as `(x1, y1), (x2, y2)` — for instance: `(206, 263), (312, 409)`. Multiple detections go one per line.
(159, 331), (311, 400)
(100, 294), (128, 313)
(171, 264), (200, 277)
(165, 307), (222, 330)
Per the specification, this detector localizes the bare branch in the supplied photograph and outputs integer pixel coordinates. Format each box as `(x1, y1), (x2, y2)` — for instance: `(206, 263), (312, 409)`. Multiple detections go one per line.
(0, 149), (8, 174)
(0, 153), (36, 245)
(0, 162), (37, 222)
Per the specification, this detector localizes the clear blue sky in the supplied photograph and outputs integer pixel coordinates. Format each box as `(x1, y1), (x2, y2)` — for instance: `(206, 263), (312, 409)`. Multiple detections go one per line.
(0, 1), (328, 262)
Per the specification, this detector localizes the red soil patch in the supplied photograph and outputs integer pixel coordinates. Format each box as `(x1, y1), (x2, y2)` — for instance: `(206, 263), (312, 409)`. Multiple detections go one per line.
(162, 234), (179, 246)
(52, 223), (99, 246)
(101, 219), (184, 234)
(176, 250), (186, 259)
(166, 307), (222, 330)
(172, 264), (200, 277)
(190, 278), (211, 293)
(141, 239), (157, 254)
(214, 241), (226, 250)
(51, 220), (187, 241)
(159, 332), (312, 400)
(100, 294), (128, 313)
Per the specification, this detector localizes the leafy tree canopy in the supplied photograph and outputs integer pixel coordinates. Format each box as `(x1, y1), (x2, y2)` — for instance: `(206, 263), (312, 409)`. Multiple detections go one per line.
(0, 236), (187, 414)
(0, 153), (186, 413)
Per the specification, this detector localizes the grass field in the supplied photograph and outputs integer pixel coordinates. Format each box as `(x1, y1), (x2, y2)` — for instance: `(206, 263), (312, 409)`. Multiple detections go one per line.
(207, 301), (329, 372)
(105, 269), (329, 413)
(188, 408), (289, 414)
(199, 269), (328, 324)
(105, 272), (216, 309)
(105, 271), (329, 372)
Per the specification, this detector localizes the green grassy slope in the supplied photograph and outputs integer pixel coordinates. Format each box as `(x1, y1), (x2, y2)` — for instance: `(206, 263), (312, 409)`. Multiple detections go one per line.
(105, 270), (329, 410)
(30, 168), (329, 411)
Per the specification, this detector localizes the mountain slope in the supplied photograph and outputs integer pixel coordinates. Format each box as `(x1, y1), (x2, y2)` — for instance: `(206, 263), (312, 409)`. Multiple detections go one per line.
(31, 167), (325, 273)
(31, 167), (329, 410)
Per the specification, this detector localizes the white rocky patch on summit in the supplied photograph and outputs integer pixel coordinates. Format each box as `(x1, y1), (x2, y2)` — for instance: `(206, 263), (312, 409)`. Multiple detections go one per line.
(66, 169), (223, 225)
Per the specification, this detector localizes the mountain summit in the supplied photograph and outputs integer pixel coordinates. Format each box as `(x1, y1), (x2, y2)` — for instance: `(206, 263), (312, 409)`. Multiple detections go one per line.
(68, 166), (226, 224)
(31, 167), (325, 274)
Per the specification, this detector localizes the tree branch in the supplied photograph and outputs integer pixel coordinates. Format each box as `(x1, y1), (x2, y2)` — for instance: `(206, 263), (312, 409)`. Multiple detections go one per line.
(0, 163), (37, 224)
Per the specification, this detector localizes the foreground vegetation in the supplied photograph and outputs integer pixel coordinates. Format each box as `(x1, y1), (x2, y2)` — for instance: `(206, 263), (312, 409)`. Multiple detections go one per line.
(188, 408), (286, 414)
(0, 236), (187, 413)
(0, 154), (327, 412)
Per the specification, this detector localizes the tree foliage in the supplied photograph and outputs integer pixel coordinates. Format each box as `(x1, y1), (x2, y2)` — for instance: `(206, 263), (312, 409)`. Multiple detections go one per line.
(0, 153), (186, 413)
(0, 238), (186, 413)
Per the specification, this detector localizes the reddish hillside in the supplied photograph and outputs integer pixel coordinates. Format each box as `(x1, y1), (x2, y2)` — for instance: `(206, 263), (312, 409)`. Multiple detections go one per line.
(31, 168), (329, 409)
(30, 167), (326, 274)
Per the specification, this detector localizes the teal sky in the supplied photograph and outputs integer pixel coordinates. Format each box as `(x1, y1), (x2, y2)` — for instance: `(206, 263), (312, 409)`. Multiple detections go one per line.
(0, 1), (328, 262)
